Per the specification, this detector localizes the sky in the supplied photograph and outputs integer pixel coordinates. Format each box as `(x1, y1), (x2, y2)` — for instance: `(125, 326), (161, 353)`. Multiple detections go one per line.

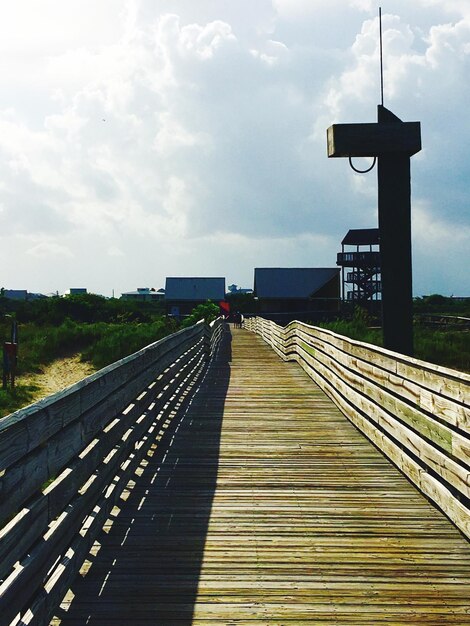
(0, 0), (469, 297)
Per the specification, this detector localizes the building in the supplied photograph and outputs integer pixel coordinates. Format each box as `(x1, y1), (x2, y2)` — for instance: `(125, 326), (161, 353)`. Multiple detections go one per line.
(2, 289), (28, 301)
(121, 288), (165, 302)
(1, 289), (46, 301)
(165, 277), (226, 316)
(336, 229), (381, 305)
(253, 267), (340, 323)
(227, 284), (253, 295)
(66, 288), (88, 296)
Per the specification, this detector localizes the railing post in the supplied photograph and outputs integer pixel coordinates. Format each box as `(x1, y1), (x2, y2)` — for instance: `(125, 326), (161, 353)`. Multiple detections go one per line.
(2, 342), (17, 390)
(203, 322), (211, 362)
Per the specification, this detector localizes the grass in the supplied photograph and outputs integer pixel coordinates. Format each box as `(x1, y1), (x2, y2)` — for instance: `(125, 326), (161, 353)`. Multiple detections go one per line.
(13, 317), (178, 374)
(17, 320), (106, 374)
(0, 384), (41, 417)
(0, 316), (179, 417)
(413, 328), (470, 372)
(81, 318), (178, 369)
(318, 317), (383, 347)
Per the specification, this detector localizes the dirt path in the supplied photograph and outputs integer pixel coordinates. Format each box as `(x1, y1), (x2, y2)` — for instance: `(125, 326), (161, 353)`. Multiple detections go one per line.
(20, 355), (96, 403)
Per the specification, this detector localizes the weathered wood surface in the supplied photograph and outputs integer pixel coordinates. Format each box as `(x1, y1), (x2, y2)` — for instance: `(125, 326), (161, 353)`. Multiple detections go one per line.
(0, 319), (224, 626)
(51, 328), (470, 625)
(246, 317), (470, 541)
(0, 323), (204, 526)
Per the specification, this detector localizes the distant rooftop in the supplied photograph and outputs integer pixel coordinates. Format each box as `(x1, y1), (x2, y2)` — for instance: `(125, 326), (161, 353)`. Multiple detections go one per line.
(227, 284), (253, 294)
(2, 289), (46, 301)
(254, 268), (340, 299)
(342, 228), (380, 246)
(3, 289), (28, 300)
(67, 288), (87, 295)
(121, 287), (164, 299)
(165, 277), (226, 301)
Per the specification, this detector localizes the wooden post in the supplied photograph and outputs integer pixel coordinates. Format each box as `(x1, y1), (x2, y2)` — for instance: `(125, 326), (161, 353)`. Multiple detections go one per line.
(327, 106), (421, 356)
(2, 344), (7, 390)
(3, 342), (17, 390)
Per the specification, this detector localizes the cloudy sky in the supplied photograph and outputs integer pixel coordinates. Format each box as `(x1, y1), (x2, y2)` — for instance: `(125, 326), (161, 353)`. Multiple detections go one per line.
(0, 0), (469, 297)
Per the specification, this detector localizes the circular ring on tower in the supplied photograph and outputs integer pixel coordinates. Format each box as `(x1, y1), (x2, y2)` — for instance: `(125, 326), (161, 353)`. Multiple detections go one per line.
(348, 156), (377, 174)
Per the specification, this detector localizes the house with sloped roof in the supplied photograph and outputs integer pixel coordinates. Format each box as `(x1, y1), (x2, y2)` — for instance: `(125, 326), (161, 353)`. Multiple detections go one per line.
(3, 289), (28, 301)
(253, 267), (340, 323)
(121, 288), (165, 302)
(66, 288), (88, 296)
(165, 277), (226, 316)
(2, 289), (46, 301)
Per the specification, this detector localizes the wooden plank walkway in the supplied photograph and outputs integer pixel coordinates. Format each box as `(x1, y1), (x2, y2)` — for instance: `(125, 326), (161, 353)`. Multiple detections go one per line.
(53, 326), (470, 625)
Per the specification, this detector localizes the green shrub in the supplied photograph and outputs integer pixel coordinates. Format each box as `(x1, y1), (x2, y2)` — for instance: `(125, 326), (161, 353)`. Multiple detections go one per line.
(16, 320), (106, 374)
(319, 307), (382, 346)
(414, 328), (470, 372)
(413, 294), (470, 317)
(181, 301), (220, 328)
(0, 293), (165, 325)
(0, 317), (179, 416)
(81, 318), (178, 370)
(5, 317), (178, 375)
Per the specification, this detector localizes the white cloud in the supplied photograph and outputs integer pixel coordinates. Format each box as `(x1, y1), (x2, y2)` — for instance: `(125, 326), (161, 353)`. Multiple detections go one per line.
(251, 39), (289, 66)
(272, 0), (372, 20)
(26, 241), (74, 258)
(107, 246), (125, 257)
(0, 1), (123, 57)
(413, 201), (470, 245)
(412, 201), (470, 295)
(178, 19), (237, 59)
(154, 112), (211, 153)
(425, 18), (470, 69)
(0, 1), (468, 296)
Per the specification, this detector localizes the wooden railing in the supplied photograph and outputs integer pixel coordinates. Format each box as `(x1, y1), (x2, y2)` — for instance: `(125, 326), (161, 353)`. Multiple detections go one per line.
(244, 317), (470, 540)
(417, 314), (470, 329)
(0, 319), (224, 626)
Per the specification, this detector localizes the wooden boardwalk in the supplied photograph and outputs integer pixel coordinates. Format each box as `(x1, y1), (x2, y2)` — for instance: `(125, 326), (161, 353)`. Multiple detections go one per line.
(53, 327), (470, 625)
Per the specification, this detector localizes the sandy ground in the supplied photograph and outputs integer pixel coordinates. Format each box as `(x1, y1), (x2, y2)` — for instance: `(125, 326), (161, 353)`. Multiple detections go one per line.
(19, 355), (96, 403)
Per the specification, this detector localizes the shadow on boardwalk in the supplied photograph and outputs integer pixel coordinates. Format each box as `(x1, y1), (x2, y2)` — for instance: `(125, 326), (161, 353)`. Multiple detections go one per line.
(55, 325), (232, 625)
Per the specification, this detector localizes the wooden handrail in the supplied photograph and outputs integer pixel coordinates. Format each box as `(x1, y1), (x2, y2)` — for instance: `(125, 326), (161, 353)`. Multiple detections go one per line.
(0, 318), (225, 626)
(245, 317), (470, 540)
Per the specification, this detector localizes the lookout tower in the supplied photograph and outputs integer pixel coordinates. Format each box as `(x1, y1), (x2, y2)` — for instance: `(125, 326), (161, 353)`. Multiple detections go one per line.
(337, 228), (381, 305)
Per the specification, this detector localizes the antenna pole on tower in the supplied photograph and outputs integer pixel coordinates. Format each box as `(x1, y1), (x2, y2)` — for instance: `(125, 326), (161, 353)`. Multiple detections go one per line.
(379, 7), (384, 106)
